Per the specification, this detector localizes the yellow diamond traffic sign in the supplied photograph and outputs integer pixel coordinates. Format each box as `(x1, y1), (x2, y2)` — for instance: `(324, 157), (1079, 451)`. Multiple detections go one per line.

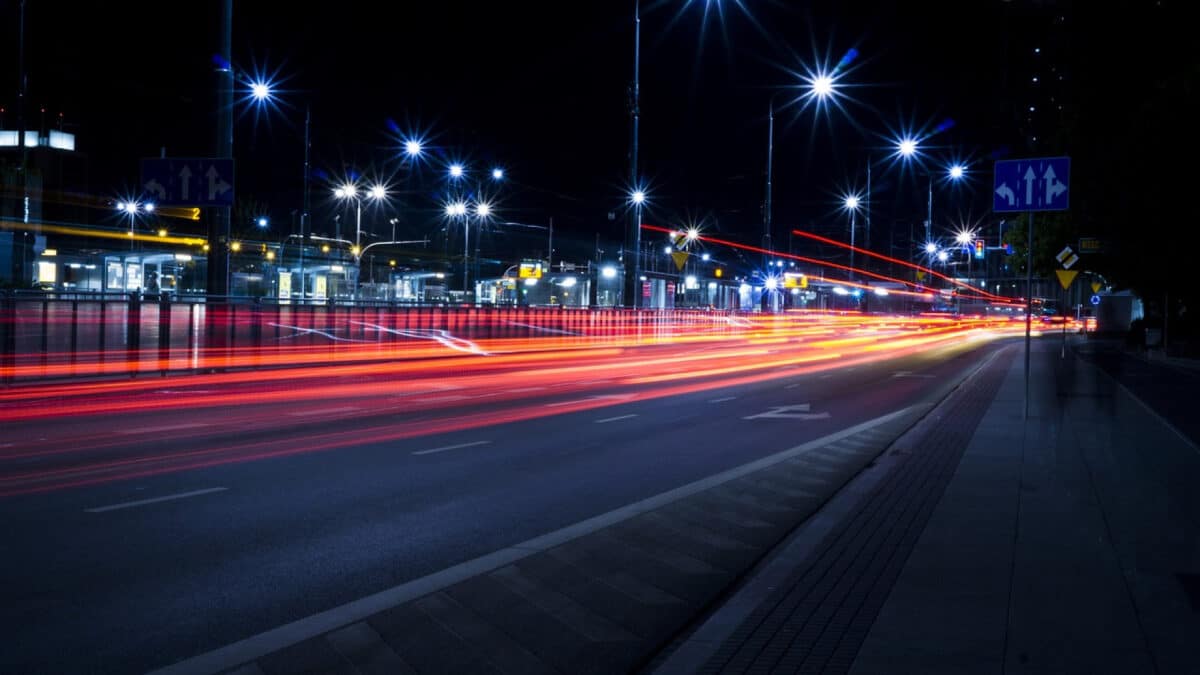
(1091, 281), (1101, 293)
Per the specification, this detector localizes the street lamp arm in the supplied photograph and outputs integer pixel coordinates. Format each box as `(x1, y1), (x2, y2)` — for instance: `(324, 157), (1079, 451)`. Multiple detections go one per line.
(356, 239), (429, 258)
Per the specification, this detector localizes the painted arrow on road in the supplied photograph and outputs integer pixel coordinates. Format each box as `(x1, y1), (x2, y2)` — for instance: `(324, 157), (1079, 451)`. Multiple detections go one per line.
(743, 403), (831, 421)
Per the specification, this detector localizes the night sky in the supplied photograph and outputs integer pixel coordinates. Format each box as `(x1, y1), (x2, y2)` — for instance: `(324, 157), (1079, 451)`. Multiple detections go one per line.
(5, 1), (1191, 274)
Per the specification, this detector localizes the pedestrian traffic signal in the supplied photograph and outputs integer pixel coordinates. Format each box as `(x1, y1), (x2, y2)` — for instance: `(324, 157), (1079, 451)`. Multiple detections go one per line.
(974, 239), (985, 259)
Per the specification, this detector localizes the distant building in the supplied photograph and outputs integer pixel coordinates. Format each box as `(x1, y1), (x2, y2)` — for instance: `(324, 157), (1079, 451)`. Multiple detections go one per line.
(0, 127), (90, 287)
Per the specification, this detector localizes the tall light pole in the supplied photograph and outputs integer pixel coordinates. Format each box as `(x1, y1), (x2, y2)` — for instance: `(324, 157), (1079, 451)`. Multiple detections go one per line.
(245, 79), (314, 300)
(625, 0), (642, 309)
(445, 201), (468, 296)
(630, 189), (645, 307)
(894, 136), (923, 240)
(471, 201), (492, 301)
(300, 103), (311, 299)
(335, 182), (386, 298)
(843, 194), (860, 280)
(765, 72), (838, 272)
(475, 168), (504, 285)
(118, 201), (155, 252)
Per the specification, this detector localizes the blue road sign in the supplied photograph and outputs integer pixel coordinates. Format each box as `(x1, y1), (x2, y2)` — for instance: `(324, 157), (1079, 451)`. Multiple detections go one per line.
(140, 158), (235, 207)
(992, 156), (1069, 212)
(1091, 294), (1101, 306)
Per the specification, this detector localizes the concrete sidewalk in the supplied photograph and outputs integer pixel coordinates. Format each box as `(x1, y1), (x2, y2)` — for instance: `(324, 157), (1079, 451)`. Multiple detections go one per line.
(653, 337), (1200, 674)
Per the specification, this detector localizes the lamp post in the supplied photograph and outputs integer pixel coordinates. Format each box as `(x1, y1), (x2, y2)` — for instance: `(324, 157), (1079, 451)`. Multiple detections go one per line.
(117, 201), (155, 252)
(471, 201), (492, 301)
(629, 189), (646, 307)
(445, 201), (468, 296)
(624, 0), (642, 309)
(334, 182), (387, 299)
(765, 72), (838, 273)
(843, 194), (860, 280)
(474, 168), (505, 288)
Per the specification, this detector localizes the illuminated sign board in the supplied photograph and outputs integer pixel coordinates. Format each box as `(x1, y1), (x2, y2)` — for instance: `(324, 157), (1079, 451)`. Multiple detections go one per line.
(518, 262), (544, 279)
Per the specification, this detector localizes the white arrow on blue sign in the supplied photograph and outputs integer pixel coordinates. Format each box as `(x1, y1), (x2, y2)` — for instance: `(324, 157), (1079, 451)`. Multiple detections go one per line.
(140, 158), (235, 207)
(993, 156), (1070, 213)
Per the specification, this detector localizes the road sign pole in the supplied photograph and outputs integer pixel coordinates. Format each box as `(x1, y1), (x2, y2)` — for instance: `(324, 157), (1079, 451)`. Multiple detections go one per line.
(1025, 210), (1033, 420)
(1061, 277), (1068, 359)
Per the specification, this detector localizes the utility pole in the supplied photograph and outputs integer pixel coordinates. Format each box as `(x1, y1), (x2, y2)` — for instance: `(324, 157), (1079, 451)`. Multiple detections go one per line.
(298, 103), (311, 299)
(207, 0), (233, 298)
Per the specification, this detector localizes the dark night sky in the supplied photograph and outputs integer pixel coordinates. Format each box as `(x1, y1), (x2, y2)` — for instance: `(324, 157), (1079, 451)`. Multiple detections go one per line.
(5, 1), (1191, 269)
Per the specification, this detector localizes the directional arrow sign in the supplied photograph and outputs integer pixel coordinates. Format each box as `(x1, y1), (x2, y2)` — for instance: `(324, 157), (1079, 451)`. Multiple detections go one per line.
(742, 403), (831, 421)
(144, 179), (167, 201)
(993, 156), (1070, 212)
(206, 164), (232, 201)
(140, 158), (235, 207)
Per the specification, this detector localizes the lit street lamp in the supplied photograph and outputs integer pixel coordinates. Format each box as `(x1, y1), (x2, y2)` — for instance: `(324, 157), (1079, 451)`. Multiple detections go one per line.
(629, 188), (646, 307)
(445, 201), (469, 296)
(117, 201), (155, 251)
(843, 193), (861, 279)
(333, 182), (388, 253)
(334, 182), (387, 298)
(765, 66), (841, 279)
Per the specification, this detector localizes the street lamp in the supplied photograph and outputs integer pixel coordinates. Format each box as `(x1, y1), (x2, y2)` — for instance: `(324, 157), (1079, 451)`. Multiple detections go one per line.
(628, 188), (647, 307)
(445, 200), (469, 297)
(334, 182), (387, 297)
(117, 201), (155, 251)
(842, 193), (861, 279)
(333, 182), (388, 253)
(765, 68), (840, 271)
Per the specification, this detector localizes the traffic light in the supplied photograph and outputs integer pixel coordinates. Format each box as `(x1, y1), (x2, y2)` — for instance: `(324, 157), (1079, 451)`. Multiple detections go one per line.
(974, 239), (985, 259)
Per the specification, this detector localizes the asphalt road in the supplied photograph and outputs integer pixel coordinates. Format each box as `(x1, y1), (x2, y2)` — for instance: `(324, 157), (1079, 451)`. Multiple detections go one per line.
(2, 336), (1012, 674)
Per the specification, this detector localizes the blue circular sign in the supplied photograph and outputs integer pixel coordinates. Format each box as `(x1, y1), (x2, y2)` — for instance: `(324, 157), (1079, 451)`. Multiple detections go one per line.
(1090, 294), (1101, 305)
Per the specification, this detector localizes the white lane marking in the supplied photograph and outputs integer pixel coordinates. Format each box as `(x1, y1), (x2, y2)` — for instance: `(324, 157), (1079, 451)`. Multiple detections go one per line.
(507, 321), (581, 336)
(709, 397), (738, 403)
(85, 487), (227, 513)
(0, 443), (13, 448)
(116, 422), (211, 435)
(595, 414), (638, 424)
(892, 371), (935, 379)
(544, 394), (636, 408)
(510, 387), (546, 393)
(391, 384), (463, 399)
(147, 406), (916, 675)
(154, 390), (216, 394)
(411, 395), (470, 403)
(412, 440), (491, 456)
(785, 383), (803, 389)
(286, 406), (359, 417)
(743, 403), (831, 421)
(819, 374), (833, 380)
